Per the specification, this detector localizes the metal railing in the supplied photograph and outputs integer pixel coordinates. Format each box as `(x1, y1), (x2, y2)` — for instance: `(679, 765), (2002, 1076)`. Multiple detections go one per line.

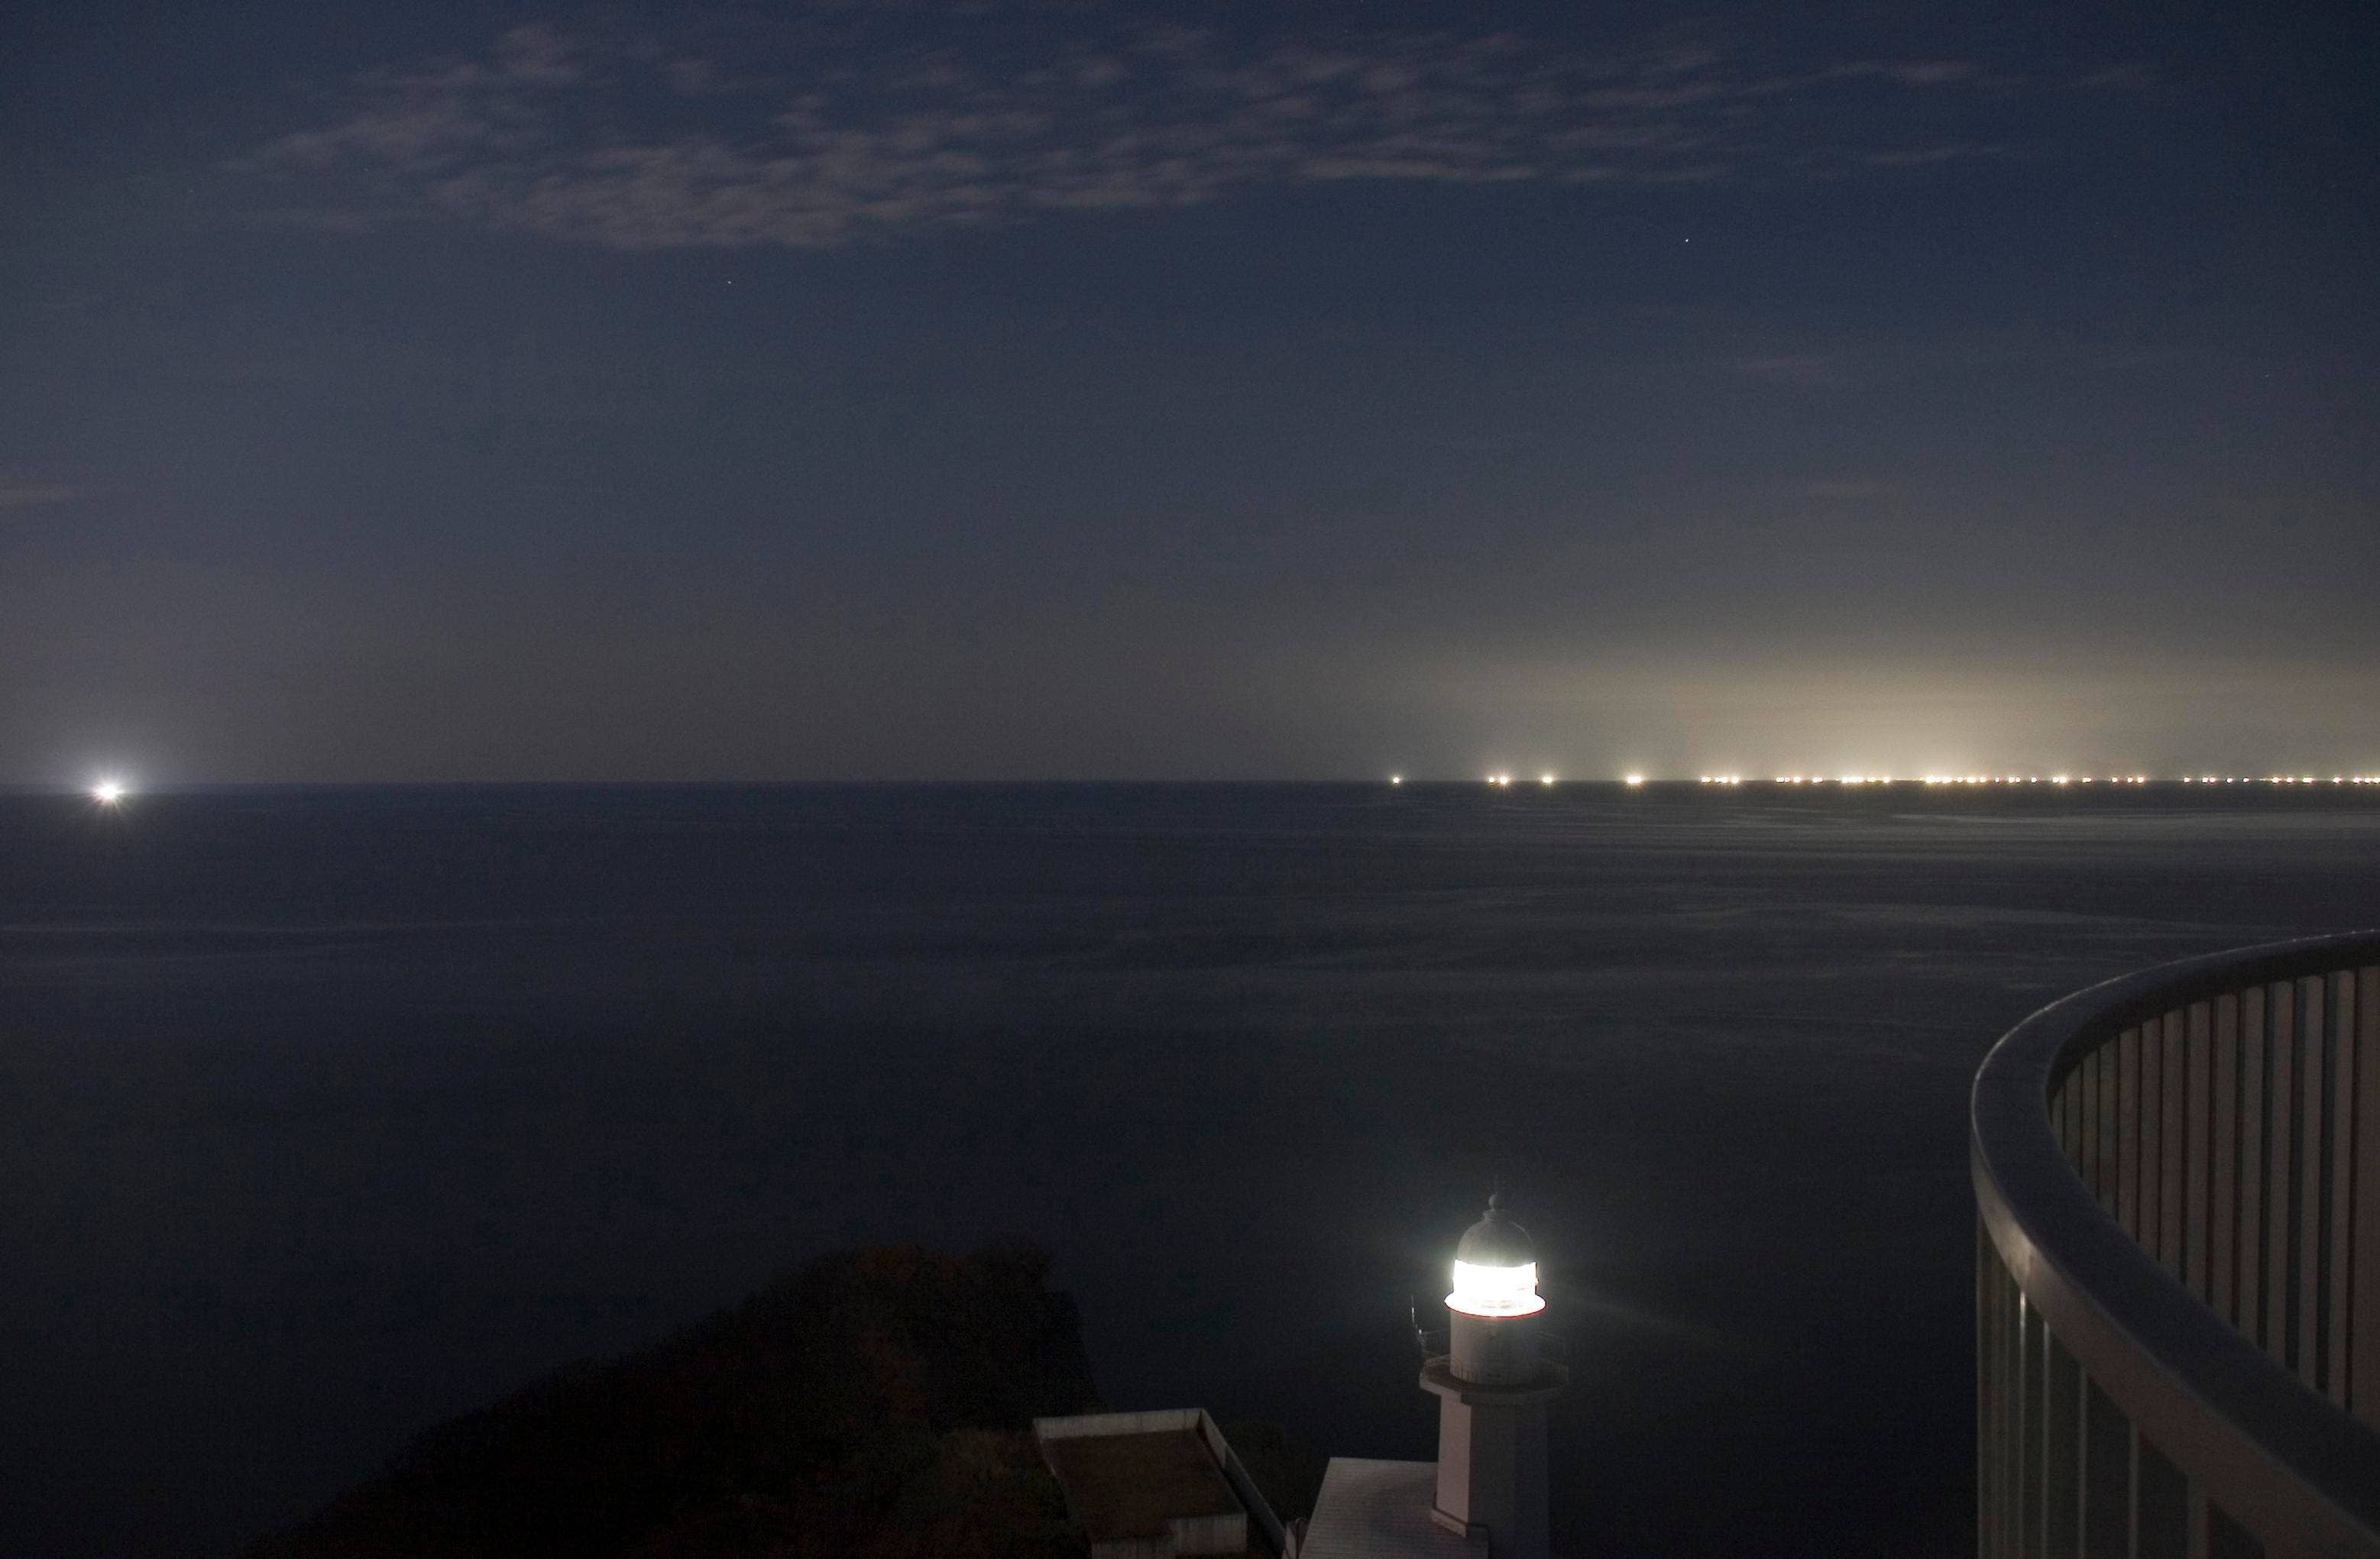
(1972, 932), (2380, 1559)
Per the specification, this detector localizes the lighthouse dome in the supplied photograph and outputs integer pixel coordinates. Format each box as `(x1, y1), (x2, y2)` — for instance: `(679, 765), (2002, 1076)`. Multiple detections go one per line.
(1455, 1194), (1533, 1267)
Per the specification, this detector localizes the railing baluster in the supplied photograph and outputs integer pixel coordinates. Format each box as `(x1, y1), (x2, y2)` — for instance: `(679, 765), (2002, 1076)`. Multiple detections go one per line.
(2329, 972), (2356, 1409)
(2213, 994), (2239, 1325)
(2144, 1024), (2164, 1253)
(2206, 1501), (2260, 1559)
(2137, 1437), (2187, 1556)
(2100, 1045), (2121, 1213)
(2045, 1334), (2083, 1559)
(1980, 1214), (2000, 1559)
(2085, 1050), (2103, 1204)
(2082, 1373), (2130, 1559)
(2268, 980), (2296, 1370)
(2301, 976), (2327, 1391)
(2127, 1419), (2142, 1559)
(2024, 1296), (2046, 1554)
(2165, 1009), (2188, 1278)
(2189, 1001), (2213, 1302)
(2357, 965), (2380, 1428)
(2122, 1026), (2143, 1240)
(2009, 1261), (2025, 1559)
(2241, 985), (2267, 1348)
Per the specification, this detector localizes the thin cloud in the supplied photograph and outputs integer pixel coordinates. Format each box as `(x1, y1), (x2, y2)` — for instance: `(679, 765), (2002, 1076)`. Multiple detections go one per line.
(1832, 60), (1978, 87)
(1730, 334), (2044, 390)
(236, 13), (2048, 251)
(1805, 479), (1904, 502)
(1736, 354), (1857, 389)
(0, 483), (82, 511)
(1862, 141), (2012, 167)
(2070, 63), (2155, 92)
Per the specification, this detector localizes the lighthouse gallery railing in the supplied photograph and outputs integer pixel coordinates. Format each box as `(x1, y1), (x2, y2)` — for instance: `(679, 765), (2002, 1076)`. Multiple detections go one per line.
(1972, 931), (2380, 1558)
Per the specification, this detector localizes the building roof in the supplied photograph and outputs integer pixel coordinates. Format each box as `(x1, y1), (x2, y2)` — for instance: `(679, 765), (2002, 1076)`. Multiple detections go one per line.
(1036, 1423), (1243, 1542)
(1295, 1458), (1476, 1559)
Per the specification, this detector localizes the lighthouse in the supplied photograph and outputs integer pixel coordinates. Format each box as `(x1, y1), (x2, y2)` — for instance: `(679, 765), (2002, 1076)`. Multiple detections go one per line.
(1419, 1193), (1569, 1556)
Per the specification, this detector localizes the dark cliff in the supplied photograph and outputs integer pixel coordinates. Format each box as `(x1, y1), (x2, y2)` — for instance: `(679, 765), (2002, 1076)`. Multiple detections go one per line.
(246, 1242), (1101, 1559)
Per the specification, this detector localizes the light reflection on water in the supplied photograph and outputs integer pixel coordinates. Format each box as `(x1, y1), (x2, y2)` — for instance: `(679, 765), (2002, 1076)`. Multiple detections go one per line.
(6, 783), (2380, 1559)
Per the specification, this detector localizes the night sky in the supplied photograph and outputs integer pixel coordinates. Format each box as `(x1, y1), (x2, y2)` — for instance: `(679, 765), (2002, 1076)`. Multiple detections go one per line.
(8, 2), (2376, 784)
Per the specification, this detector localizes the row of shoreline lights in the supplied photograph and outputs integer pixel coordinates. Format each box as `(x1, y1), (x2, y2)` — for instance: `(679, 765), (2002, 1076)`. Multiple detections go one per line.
(1440, 774), (2380, 787)
(1745, 775), (2380, 786)
(89, 772), (2380, 801)
(1718, 775), (2380, 786)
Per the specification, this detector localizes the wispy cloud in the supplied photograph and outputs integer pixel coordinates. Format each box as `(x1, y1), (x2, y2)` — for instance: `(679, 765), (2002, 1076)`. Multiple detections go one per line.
(1735, 353), (1859, 389)
(2069, 63), (2156, 92)
(0, 482), (82, 511)
(1861, 141), (2012, 167)
(1803, 478), (1905, 502)
(237, 11), (2036, 251)
(1729, 332), (2048, 390)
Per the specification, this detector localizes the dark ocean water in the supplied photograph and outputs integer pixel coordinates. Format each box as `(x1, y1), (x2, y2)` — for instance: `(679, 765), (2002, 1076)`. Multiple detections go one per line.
(5, 782), (2379, 1558)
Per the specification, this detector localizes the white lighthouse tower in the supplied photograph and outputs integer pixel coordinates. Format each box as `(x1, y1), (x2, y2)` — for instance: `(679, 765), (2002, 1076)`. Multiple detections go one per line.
(1419, 1193), (1568, 1556)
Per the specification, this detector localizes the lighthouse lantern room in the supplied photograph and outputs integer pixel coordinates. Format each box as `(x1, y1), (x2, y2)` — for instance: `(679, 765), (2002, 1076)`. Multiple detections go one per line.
(1420, 1193), (1569, 1557)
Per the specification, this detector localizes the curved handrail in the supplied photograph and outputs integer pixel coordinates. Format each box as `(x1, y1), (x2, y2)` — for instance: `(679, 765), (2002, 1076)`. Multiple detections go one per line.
(1972, 930), (2380, 1554)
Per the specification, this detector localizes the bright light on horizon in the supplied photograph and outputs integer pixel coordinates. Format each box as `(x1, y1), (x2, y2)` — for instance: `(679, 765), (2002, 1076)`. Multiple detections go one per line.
(91, 778), (128, 806)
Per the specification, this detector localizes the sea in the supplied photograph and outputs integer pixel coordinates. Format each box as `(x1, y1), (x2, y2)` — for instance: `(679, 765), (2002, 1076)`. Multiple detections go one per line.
(5, 781), (2379, 1558)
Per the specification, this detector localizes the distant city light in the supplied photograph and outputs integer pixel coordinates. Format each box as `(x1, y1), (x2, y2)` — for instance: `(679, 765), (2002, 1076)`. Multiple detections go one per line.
(1461, 767), (2380, 788)
(1391, 775), (1403, 785)
(91, 778), (128, 806)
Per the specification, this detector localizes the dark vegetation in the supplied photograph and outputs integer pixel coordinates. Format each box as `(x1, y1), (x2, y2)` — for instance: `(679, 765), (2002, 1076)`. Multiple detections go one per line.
(248, 1242), (1326, 1558)
(247, 1244), (1103, 1559)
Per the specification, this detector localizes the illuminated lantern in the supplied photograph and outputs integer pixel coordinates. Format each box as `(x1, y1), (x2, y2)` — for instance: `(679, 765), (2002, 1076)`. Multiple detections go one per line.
(1421, 1193), (1569, 1557)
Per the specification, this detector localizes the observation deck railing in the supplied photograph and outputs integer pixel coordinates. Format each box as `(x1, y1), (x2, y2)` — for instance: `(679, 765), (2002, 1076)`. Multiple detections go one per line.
(1973, 932), (2380, 1558)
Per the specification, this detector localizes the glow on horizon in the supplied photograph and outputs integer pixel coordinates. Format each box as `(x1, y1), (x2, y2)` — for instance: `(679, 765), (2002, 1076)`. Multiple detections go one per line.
(1442, 768), (2380, 786)
(91, 778), (128, 806)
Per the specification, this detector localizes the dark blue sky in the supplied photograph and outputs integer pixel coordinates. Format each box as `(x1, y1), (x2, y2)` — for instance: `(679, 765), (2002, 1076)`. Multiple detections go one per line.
(7, 1), (2376, 781)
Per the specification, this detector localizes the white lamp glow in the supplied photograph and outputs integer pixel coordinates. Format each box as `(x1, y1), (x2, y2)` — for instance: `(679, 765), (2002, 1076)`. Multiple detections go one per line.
(92, 778), (127, 806)
(1448, 1258), (1544, 1318)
